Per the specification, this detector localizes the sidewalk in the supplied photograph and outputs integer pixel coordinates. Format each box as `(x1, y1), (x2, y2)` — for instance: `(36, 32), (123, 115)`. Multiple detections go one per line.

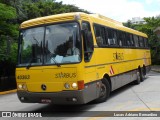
(0, 89), (17, 95)
(151, 65), (160, 72)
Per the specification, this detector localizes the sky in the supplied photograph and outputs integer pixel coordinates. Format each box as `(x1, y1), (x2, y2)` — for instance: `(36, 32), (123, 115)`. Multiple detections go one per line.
(56, 0), (160, 22)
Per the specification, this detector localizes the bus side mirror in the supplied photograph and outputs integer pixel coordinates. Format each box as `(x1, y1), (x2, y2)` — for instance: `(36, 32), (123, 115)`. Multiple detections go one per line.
(81, 30), (94, 62)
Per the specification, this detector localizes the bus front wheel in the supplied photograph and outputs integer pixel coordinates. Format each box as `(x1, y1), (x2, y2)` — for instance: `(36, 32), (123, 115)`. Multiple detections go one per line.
(94, 78), (110, 103)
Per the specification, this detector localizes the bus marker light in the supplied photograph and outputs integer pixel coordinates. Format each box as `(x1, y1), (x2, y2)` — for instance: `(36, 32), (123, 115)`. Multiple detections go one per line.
(74, 13), (81, 20)
(78, 80), (84, 90)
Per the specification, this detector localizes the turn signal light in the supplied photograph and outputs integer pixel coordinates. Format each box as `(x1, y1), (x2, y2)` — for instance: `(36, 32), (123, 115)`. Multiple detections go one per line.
(77, 80), (84, 90)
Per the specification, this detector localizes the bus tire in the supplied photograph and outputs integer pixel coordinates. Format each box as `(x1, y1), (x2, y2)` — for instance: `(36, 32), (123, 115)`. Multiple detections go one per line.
(134, 70), (141, 85)
(94, 78), (110, 103)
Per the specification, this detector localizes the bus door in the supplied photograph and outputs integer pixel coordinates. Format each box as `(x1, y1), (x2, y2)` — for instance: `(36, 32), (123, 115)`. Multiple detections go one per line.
(82, 21), (96, 83)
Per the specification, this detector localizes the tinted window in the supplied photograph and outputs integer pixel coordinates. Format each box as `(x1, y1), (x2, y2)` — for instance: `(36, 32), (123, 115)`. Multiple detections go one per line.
(107, 28), (117, 46)
(144, 38), (149, 48)
(117, 31), (123, 46)
(94, 25), (107, 46)
(129, 34), (135, 47)
(139, 36), (144, 47)
(126, 33), (130, 46)
(133, 35), (139, 47)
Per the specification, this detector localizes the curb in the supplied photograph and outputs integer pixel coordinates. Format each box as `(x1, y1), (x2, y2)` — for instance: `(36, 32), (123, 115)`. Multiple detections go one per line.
(0, 89), (17, 95)
(151, 69), (160, 73)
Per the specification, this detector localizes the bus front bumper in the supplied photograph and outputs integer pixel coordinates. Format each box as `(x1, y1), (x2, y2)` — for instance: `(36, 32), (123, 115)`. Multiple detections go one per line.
(17, 82), (100, 105)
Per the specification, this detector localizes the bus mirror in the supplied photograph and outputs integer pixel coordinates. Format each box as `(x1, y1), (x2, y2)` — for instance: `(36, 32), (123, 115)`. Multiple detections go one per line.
(81, 30), (93, 62)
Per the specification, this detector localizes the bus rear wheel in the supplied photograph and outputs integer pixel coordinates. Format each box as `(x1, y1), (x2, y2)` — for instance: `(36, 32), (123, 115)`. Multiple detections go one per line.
(94, 78), (110, 103)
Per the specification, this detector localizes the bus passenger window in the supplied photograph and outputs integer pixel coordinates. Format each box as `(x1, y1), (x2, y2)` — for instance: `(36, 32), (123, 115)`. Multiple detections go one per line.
(117, 31), (123, 47)
(113, 30), (118, 46)
(94, 24), (106, 47)
(96, 36), (103, 46)
(144, 38), (148, 48)
(121, 32), (126, 47)
(126, 33), (130, 46)
(139, 36), (144, 47)
(130, 34), (134, 47)
(108, 29), (117, 46)
(133, 35), (139, 47)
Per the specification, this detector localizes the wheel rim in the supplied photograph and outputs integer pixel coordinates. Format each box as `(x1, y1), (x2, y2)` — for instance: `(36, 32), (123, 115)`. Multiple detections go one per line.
(100, 83), (107, 97)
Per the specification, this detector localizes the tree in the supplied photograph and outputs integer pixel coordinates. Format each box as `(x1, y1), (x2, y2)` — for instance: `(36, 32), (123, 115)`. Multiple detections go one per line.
(0, 3), (18, 62)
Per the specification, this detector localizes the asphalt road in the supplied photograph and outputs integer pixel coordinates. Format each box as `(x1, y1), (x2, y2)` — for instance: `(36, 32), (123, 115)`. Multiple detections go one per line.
(0, 71), (160, 120)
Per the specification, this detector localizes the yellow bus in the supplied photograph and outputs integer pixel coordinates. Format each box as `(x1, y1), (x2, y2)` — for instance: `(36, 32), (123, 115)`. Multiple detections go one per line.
(16, 12), (151, 104)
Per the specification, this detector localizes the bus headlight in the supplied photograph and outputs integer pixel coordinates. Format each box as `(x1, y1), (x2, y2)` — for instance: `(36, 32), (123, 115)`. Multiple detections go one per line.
(18, 84), (22, 89)
(17, 83), (27, 90)
(64, 83), (70, 89)
(72, 83), (77, 89)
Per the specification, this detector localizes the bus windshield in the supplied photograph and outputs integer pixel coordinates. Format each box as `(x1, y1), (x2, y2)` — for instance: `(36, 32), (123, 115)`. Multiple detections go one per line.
(18, 22), (81, 67)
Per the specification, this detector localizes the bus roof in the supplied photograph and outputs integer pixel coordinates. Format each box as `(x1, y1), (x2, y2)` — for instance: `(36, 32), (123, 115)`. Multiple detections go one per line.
(20, 12), (147, 38)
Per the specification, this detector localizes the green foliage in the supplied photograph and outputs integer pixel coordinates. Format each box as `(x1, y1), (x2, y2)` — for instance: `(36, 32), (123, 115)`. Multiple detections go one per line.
(0, 3), (17, 36)
(0, 3), (18, 62)
(21, 1), (89, 21)
(0, 0), (89, 64)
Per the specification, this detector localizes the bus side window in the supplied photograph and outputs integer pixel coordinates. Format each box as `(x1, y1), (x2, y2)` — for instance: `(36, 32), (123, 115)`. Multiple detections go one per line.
(139, 36), (144, 48)
(108, 28), (117, 46)
(144, 37), (148, 48)
(130, 34), (135, 47)
(117, 31), (123, 47)
(113, 30), (118, 46)
(94, 24), (107, 47)
(82, 21), (94, 62)
(122, 32), (126, 47)
(126, 33), (130, 47)
(133, 35), (139, 47)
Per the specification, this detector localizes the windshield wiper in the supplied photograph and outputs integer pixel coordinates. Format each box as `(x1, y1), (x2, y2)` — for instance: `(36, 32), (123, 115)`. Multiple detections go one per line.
(50, 57), (61, 67)
(26, 57), (42, 69)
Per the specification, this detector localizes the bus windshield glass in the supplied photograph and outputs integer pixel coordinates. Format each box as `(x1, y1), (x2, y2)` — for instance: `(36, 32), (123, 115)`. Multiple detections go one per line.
(19, 22), (81, 66)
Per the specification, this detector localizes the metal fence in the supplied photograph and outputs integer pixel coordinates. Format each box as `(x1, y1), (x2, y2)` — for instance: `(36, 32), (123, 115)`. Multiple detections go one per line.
(0, 60), (16, 91)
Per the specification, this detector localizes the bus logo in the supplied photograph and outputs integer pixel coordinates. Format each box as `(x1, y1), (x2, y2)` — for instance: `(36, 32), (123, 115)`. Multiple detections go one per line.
(41, 84), (47, 91)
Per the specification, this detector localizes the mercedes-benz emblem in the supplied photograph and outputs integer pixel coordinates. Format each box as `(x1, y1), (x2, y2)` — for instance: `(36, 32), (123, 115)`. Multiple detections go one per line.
(41, 84), (47, 91)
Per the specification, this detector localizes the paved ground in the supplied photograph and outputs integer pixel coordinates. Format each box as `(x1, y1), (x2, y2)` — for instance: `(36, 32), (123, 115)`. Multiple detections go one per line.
(151, 65), (160, 72)
(0, 71), (160, 120)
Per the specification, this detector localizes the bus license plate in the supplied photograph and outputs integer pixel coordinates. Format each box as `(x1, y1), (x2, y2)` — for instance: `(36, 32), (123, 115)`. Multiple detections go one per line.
(41, 99), (52, 103)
